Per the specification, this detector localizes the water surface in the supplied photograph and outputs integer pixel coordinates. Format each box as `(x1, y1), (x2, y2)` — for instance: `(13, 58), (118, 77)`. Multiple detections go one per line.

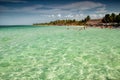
(0, 26), (120, 80)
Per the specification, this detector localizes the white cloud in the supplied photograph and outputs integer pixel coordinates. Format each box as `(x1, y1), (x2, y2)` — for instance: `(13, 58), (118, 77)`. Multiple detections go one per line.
(107, 11), (120, 15)
(0, 1), (108, 24)
(96, 6), (107, 13)
(48, 14), (55, 18)
(79, 14), (84, 16)
(90, 14), (104, 19)
(65, 14), (74, 18)
(57, 14), (61, 17)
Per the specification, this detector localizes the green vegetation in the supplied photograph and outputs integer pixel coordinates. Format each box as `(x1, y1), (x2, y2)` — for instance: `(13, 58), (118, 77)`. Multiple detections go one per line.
(0, 26), (120, 80)
(84, 15), (91, 22)
(33, 16), (90, 26)
(102, 13), (120, 27)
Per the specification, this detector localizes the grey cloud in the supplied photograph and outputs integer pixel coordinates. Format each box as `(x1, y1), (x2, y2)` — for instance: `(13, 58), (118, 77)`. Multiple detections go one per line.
(95, 6), (107, 13)
(0, 1), (106, 13)
(0, 1), (107, 20)
(52, 1), (105, 10)
(0, 6), (9, 10)
(0, 0), (27, 3)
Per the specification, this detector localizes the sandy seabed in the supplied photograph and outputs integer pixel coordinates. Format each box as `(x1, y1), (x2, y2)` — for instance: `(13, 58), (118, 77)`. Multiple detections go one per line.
(0, 26), (120, 80)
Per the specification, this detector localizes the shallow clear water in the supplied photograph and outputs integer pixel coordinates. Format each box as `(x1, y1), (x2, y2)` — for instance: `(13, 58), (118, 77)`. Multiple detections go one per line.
(0, 26), (120, 80)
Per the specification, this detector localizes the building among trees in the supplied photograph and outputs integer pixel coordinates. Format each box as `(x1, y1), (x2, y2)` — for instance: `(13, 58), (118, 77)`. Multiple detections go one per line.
(86, 19), (102, 26)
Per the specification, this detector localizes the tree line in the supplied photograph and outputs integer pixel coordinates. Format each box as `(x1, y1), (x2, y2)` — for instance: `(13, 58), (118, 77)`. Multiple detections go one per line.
(33, 16), (90, 26)
(33, 13), (120, 27)
(102, 13), (120, 26)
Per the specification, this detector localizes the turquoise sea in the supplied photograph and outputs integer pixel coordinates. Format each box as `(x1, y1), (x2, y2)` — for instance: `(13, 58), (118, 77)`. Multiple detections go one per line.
(0, 26), (120, 80)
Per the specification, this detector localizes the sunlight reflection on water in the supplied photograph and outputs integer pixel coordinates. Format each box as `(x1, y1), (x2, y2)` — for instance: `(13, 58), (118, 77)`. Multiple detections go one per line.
(0, 26), (120, 80)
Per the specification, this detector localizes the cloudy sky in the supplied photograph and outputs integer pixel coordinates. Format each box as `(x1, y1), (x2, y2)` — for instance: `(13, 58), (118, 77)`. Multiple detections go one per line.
(0, 0), (120, 25)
